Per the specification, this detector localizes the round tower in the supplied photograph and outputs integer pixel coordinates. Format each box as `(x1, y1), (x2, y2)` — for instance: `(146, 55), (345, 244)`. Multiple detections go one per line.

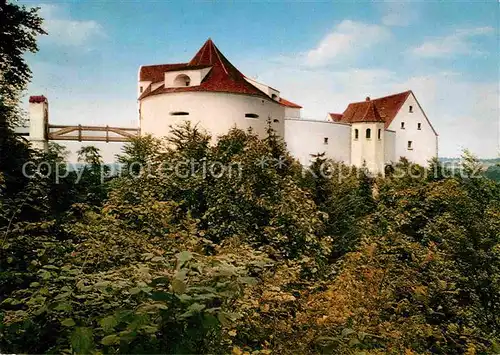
(137, 39), (300, 141)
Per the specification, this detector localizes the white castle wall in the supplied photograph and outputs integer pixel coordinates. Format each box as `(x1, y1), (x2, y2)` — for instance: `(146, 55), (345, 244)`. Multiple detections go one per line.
(388, 93), (438, 166)
(384, 130), (396, 164)
(285, 107), (300, 118)
(140, 91), (285, 141)
(284, 119), (351, 166)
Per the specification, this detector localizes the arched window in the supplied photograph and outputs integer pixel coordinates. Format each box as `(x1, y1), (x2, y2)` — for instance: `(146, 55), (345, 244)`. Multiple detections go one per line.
(245, 113), (259, 119)
(378, 129), (381, 140)
(366, 128), (371, 139)
(354, 129), (359, 139)
(170, 111), (189, 116)
(273, 119), (279, 123)
(173, 74), (191, 87)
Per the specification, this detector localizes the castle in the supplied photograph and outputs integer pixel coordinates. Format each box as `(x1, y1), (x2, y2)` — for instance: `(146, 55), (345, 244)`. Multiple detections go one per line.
(25, 39), (438, 173)
(138, 39), (438, 173)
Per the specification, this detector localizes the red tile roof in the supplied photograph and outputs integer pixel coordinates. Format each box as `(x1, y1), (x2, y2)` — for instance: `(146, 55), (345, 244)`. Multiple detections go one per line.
(329, 113), (343, 121)
(279, 97), (302, 108)
(351, 101), (384, 123)
(139, 63), (187, 82)
(340, 91), (411, 128)
(29, 95), (47, 103)
(139, 39), (301, 108)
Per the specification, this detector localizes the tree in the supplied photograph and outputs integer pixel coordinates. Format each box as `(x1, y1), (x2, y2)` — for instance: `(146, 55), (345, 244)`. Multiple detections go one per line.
(0, 1), (46, 195)
(0, 0), (46, 128)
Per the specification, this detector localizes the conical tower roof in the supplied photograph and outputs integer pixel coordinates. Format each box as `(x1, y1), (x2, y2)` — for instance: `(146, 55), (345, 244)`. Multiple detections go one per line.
(351, 101), (384, 123)
(139, 38), (273, 100)
(188, 38), (241, 76)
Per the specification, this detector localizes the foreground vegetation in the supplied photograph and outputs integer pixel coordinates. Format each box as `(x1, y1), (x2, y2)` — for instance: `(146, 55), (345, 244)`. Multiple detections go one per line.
(1, 124), (499, 354)
(1, 2), (499, 353)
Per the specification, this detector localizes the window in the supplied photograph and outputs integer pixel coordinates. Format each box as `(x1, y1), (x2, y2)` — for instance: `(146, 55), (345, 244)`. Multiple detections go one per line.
(378, 129), (381, 140)
(401, 122), (405, 129)
(324, 137), (329, 145)
(408, 141), (413, 150)
(366, 128), (371, 139)
(173, 74), (191, 87)
(271, 94), (278, 100)
(417, 123), (421, 130)
(273, 119), (279, 123)
(139, 86), (143, 93)
(170, 111), (189, 116)
(354, 129), (359, 140)
(409, 105), (413, 113)
(245, 113), (259, 119)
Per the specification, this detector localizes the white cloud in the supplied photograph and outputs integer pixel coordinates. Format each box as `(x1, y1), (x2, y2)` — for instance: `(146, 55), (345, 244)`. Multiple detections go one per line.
(411, 26), (494, 58)
(381, 2), (419, 27)
(305, 20), (390, 67)
(37, 4), (104, 46)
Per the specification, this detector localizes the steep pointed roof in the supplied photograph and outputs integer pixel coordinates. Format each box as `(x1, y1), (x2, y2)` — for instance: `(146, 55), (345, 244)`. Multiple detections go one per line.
(138, 39), (300, 107)
(351, 101), (384, 123)
(339, 91), (411, 128)
(188, 38), (240, 74)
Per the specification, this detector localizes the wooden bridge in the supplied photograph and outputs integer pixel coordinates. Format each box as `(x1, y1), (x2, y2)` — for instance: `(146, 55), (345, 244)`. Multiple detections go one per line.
(48, 124), (139, 143)
(15, 96), (140, 150)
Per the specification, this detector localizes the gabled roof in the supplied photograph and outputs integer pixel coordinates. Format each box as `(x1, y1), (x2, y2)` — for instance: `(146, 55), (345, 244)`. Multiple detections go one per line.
(279, 98), (302, 108)
(138, 39), (301, 108)
(340, 90), (411, 128)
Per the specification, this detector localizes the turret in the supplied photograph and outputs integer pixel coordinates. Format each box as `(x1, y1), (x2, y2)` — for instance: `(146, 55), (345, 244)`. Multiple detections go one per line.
(350, 100), (385, 175)
(28, 95), (49, 152)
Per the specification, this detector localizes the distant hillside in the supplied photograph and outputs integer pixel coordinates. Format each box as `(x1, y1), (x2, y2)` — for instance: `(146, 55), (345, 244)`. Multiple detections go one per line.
(439, 157), (500, 182)
(440, 157), (500, 165)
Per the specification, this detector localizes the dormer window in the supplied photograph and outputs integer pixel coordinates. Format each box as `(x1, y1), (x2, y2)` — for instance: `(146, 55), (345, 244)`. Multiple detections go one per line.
(401, 122), (405, 129)
(271, 94), (278, 101)
(174, 74), (191, 87)
(409, 105), (413, 113)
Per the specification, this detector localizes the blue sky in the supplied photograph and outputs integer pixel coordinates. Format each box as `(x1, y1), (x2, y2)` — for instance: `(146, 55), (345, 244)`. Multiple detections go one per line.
(20, 0), (499, 161)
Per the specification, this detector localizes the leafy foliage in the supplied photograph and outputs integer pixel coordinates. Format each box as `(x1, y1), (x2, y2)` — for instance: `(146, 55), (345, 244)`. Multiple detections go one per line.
(1, 6), (498, 351)
(2, 119), (498, 354)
